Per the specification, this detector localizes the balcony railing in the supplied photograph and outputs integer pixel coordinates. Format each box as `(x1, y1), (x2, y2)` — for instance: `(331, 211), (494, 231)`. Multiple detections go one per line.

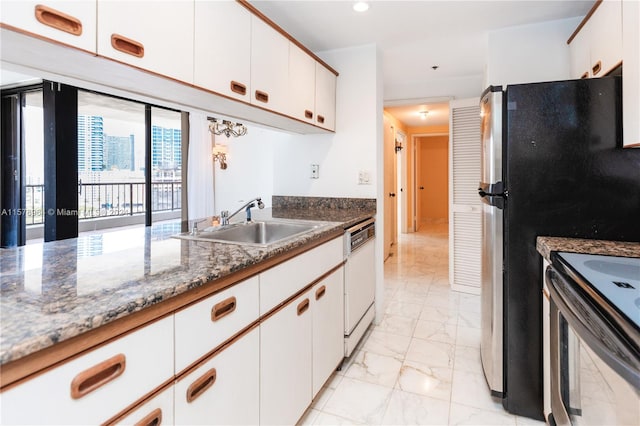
(25, 181), (182, 225)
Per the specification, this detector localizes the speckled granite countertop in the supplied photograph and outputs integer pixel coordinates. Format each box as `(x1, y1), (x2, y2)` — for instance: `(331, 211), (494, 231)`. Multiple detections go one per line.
(0, 207), (375, 366)
(537, 236), (640, 262)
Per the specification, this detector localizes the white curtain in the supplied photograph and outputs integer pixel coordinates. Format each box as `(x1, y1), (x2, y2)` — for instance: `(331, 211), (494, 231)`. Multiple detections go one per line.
(187, 113), (215, 220)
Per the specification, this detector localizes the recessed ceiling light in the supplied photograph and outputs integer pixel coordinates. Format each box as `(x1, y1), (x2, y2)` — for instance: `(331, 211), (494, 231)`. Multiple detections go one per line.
(353, 2), (369, 12)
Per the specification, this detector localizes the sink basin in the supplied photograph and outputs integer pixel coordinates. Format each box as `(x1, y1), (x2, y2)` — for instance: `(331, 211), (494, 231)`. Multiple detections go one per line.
(175, 220), (320, 246)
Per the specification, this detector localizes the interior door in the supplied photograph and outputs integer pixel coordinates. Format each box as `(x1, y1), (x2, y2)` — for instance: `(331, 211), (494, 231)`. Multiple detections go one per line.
(383, 116), (396, 259)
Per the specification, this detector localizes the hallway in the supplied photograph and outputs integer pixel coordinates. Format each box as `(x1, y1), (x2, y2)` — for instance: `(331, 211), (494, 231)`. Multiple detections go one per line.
(299, 222), (542, 425)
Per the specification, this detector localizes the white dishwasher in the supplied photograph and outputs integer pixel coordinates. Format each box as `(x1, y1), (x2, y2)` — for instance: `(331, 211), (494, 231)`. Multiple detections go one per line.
(343, 217), (376, 357)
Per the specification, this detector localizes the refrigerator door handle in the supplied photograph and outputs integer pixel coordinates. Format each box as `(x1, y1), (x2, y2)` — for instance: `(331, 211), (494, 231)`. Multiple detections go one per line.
(479, 181), (504, 195)
(480, 194), (505, 210)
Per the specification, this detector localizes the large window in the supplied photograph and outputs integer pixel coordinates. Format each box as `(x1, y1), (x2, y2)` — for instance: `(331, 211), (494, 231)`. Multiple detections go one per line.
(24, 90), (44, 225)
(1, 81), (185, 246)
(151, 107), (182, 212)
(77, 91), (146, 219)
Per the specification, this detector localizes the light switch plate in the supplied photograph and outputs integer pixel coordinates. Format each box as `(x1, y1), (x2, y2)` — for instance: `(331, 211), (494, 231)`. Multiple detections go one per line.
(358, 170), (371, 185)
(311, 164), (319, 179)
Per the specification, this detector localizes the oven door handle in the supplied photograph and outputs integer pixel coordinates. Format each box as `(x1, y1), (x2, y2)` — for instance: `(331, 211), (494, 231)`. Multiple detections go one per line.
(547, 267), (640, 396)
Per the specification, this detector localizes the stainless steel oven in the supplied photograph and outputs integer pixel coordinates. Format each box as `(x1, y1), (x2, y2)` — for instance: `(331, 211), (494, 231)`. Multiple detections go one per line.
(546, 253), (640, 426)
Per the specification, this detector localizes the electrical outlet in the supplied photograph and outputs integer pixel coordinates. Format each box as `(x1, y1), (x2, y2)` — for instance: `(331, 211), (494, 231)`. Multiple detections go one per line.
(310, 164), (319, 179)
(358, 170), (371, 185)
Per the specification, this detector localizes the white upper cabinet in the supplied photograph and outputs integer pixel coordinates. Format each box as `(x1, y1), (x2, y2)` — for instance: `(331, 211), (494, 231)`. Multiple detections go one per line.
(0, 0), (96, 52)
(96, 0), (194, 83)
(569, 0), (623, 79)
(250, 15), (289, 113)
(315, 62), (337, 131)
(194, 1), (251, 102)
(569, 25), (591, 79)
(288, 42), (317, 124)
(588, 0), (623, 77)
(622, 0), (640, 147)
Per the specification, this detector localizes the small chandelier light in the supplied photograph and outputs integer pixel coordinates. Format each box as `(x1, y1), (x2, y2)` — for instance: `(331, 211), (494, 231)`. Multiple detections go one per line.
(207, 116), (247, 138)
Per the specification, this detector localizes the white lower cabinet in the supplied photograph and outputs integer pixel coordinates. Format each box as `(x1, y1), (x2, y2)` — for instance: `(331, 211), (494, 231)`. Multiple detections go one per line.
(312, 267), (344, 395)
(0, 316), (174, 425)
(174, 327), (260, 425)
(174, 276), (259, 374)
(260, 289), (313, 425)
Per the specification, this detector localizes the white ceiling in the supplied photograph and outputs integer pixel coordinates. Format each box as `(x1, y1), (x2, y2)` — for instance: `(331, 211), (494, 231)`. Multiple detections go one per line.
(249, 0), (592, 127)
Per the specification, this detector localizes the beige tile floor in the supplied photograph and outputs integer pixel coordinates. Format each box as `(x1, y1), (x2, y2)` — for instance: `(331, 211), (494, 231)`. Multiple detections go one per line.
(299, 222), (546, 425)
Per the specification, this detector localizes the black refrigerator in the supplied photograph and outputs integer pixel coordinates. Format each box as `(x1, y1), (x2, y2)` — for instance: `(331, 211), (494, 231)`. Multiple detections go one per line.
(478, 76), (640, 420)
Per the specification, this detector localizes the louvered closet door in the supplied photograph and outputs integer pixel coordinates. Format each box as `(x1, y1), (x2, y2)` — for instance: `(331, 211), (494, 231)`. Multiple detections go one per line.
(449, 98), (482, 295)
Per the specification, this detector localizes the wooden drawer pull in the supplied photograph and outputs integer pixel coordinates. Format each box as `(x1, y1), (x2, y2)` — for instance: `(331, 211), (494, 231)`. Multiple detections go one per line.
(70, 353), (126, 399)
(297, 298), (310, 316)
(315, 285), (326, 300)
(186, 368), (216, 403)
(305, 110), (314, 119)
(580, 72), (589, 79)
(134, 408), (163, 426)
(592, 60), (602, 76)
(34, 4), (82, 36)
(255, 90), (269, 103)
(230, 81), (247, 96)
(211, 296), (236, 321)
(111, 34), (145, 58)
(317, 115), (325, 124)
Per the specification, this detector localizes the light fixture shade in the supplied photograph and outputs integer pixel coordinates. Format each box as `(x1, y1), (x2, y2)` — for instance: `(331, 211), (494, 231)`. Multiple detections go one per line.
(212, 144), (228, 155)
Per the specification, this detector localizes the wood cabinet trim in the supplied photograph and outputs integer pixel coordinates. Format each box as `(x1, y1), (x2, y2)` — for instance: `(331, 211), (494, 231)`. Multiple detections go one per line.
(567, 0), (603, 44)
(236, 0), (339, 76)
(0, 231), (343, 391)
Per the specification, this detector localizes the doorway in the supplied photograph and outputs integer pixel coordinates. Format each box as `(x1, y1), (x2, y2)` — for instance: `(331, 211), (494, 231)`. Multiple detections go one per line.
(413, 134), (449, 231)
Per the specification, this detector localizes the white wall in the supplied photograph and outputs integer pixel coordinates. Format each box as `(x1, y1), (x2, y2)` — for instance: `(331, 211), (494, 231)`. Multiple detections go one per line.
(484, 17), (582, 88)
(212, 126), (276, 213)
(273, 44), (381, 199)
(186, 114), (276, 219)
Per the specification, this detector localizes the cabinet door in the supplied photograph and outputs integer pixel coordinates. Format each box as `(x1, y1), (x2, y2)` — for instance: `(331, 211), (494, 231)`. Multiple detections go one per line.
(312, 267), (344, 396)
(622, 0), (640, 147)
(589, 0), (622, 77)
(259, 237), (343, 315)
(569, 27), (591, 79)
(315, 62), (337, 131)
(0, 0), (96, 52)
(174, 328), (259, 425)
(260, 290), (312, 425)
(0, 316), (173, 425)
(288, 42), (316, 123)
(174, 276), (259, 374)
(193, 1), (250, 102)
(96, 0), (194, 83)
(250, 16), (289, 113)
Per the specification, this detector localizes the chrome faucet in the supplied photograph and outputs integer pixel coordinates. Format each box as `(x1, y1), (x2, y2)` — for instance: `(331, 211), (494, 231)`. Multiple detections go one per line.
(220, 197), (265, 225)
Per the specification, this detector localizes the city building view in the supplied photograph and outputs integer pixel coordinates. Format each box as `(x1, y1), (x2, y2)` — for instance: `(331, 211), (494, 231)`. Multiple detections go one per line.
(24, 91), (182, 226)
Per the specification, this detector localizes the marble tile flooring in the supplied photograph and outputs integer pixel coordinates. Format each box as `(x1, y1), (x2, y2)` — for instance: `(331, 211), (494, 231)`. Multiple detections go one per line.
(299, 222), (545, 425)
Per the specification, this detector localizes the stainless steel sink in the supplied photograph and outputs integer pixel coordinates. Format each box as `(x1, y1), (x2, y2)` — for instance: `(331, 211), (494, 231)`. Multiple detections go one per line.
(174, 220), (321, 246)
